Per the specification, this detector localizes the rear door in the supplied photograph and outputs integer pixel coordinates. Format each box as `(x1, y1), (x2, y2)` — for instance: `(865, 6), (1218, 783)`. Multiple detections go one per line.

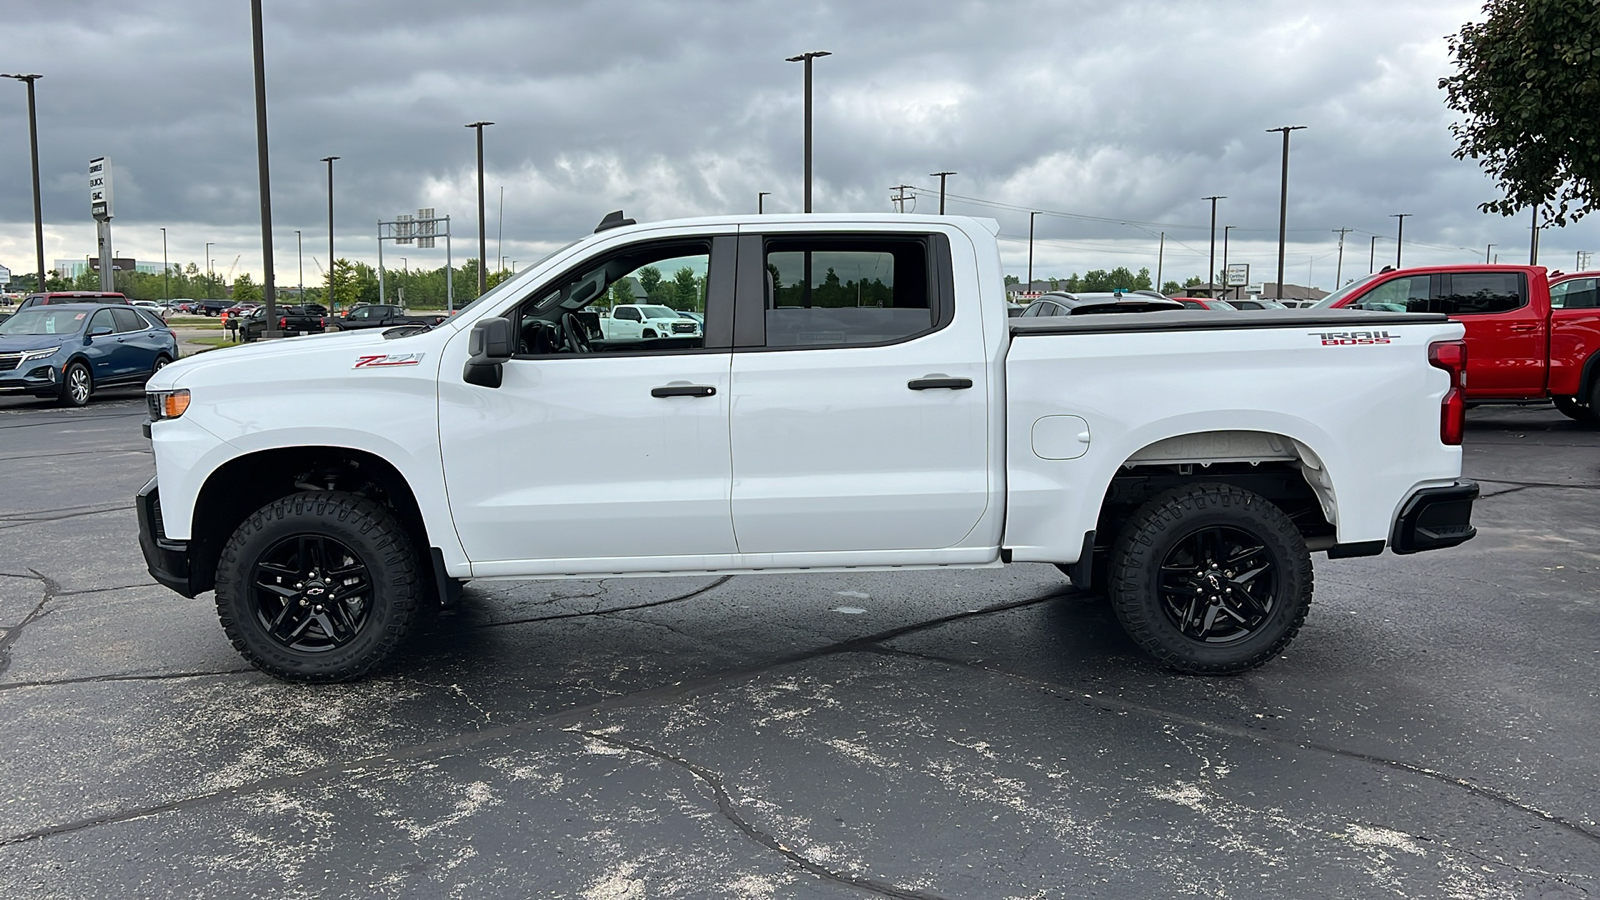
(1440, 272), (1542, 398)
(110, 306), (159, 379)
(726, 229), (989, 553)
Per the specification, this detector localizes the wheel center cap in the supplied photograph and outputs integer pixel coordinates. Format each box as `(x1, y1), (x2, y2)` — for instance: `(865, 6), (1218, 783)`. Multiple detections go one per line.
(303, 580), (328, 598)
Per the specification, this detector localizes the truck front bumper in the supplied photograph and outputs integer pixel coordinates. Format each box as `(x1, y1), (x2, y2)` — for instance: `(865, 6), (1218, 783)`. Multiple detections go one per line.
(1391, 480), (1479, 554)
(137, 477), (200, 597)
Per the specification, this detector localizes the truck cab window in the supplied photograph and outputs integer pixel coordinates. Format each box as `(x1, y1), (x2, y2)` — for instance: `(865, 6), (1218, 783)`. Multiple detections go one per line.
(1353, 275), (1432, 312)
(1441, 273), (1525, 314)
(1551, 278), (1598, 309)
(510, 241), (712, 356)
(763, 238), (934, 347)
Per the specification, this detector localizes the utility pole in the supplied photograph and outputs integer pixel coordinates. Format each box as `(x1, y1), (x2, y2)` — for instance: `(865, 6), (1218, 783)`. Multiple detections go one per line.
(1369, 235), (1378, 272)
(1203, 195), (1225, 297)
(1332, 227), (1351, 288)
(205, 241), (214, 295)
(466, 120), (493, 295)
(758, 191), (771, 213)
(1392, 213), (1411, 267)
(1530, 205), (1540, 265)
(931, 171), (955, 214)
(1486, 243), (1494, 264)
(321, 156), (339, 310)
(250, 0), (279, 337)
(1221, 225), (1235, 299)
(785, 50), (831, 213)
(889, 185), (913, 213)
(1156, 231), (1165, 293)
(160, 227), (169, 302)
(1, 73), (46, 292)
(1266, 125), (1306, 300)
(1028, 211), (1040, 289)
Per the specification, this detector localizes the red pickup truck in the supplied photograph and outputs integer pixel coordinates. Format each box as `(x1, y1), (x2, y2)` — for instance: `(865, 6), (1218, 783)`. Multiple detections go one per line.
(1316, 265), (1600, 421)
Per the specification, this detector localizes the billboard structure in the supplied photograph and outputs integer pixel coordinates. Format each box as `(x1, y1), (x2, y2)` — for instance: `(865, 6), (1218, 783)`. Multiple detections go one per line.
(377, 209), (452, 308)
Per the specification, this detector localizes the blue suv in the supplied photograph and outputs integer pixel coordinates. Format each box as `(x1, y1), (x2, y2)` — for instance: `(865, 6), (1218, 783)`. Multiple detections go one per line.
(0, 303), (179, 406)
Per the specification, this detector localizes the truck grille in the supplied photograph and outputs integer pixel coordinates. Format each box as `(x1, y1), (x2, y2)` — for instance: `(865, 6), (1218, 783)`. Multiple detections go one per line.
(672, 322), (696, 334)
(0, 354), (20, 372)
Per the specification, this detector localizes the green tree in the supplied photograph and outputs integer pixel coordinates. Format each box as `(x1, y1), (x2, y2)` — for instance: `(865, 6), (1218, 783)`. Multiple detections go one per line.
(326, 258), (361, 311)
(1440, 0), (1600, 224)
(671, 266), (701, 310)
(607, 276), (638, 308)
(1161, 280), (1185, 295)
(1004, 274), (1019, 286)
(232, 273), (262, 304)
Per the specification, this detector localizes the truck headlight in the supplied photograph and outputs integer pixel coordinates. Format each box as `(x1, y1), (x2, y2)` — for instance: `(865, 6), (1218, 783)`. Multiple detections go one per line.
(147, 389), (191, 420)
(19, 346), (59, 363)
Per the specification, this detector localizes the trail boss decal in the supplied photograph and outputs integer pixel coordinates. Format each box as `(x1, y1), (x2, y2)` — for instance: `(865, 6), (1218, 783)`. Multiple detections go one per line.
(1310, 330), (1396, 346)
(353, 353), (426, 368)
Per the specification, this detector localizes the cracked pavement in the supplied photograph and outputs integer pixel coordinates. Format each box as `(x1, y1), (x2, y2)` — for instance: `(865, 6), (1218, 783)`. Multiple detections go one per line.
(0, 390), (1596, 898)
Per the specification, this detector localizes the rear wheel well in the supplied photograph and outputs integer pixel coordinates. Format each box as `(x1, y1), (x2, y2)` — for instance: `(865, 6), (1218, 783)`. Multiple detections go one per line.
(187, 447), (435, 597)
(1092, 462), (1336, 556)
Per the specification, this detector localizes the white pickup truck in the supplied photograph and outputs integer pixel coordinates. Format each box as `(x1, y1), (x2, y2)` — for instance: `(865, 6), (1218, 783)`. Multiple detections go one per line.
(137, 212), (1478, 682)
(598, 303), (702, 342)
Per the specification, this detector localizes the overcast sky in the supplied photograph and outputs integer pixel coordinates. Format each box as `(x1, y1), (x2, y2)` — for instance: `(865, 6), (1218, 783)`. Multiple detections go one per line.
(2, 0), (1591, 291)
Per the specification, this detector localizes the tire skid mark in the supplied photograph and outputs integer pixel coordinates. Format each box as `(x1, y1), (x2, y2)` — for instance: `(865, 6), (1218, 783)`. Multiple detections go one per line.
(0, 446), (152, 463)
(575, 729), (953, 900)
(865, 645), (1600, 848)
(0, 669), (253, 693)
(0, 589), (1069, 849)
(0, 504), (134, 531)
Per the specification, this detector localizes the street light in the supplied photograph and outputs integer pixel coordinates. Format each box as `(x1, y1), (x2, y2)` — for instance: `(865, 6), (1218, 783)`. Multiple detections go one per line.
(205, 242), (214, 297)
(1392, 213), (1412, 267)
(1028, 211), (1041, 289)
(758, 191), (771, 214)
(2, 73), (46, 292)
(160, 227), (169, 302)
(931, 171), (955, 214)
(1485, 243), (1494, 264)
(785, 50), (831, 213)
(250, 0), (279, 336)
(1203, 195), (1225, 297)
(321, 155), (339, 309)
(294, 229), (303, 295)
(466, 121), (494, 295)
(1266, 125), (1306, 300)
(1369, 235), (1379, 272)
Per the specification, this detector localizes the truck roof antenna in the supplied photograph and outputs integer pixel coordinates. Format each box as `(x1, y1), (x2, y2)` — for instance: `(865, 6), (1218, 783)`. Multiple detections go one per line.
(594, 210), (636, 233)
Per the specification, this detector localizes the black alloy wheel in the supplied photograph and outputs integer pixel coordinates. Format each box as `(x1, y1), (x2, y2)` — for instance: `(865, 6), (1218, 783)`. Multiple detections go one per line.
(251, 533), (374, 653)
(1155, 525), (1277, 643)
(1108, 483), (1312, 675)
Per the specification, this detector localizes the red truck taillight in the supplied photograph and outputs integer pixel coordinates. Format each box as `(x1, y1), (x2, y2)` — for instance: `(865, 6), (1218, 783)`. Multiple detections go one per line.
(1429, 339), (1467, 445)
(278, 316), (288, 329)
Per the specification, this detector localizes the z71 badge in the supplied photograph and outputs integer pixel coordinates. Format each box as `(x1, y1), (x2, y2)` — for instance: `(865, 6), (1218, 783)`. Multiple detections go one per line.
(353, 353), (426, 368)
(1310, 330), (1396, 346)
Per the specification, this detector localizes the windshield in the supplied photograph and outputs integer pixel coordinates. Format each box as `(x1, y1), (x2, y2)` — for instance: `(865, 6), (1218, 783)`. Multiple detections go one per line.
(1311, 274), (1380, 309)
(0, 308), (90, 336)
(638, 305), (678, 319)
(445, 240), (580, 319)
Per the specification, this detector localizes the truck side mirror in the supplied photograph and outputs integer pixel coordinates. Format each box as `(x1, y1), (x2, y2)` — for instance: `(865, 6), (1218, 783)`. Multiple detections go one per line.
(463, 316), (514, 388)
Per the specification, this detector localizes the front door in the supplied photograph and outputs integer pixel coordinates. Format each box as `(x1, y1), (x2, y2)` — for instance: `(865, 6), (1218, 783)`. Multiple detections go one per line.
(439, 231), (739, 569)
(727, 231), (991, 554)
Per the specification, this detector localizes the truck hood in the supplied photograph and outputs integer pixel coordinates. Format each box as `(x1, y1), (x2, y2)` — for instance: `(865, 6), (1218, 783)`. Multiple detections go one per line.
(147, 327), (427, 390)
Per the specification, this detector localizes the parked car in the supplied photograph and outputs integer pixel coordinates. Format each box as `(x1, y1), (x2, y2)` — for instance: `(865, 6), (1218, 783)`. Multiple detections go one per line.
(139, 211), (1475, 683)
(326, 304), (448, 331)
(16, 291), (130, 311)
(1314, 264), (1600, 422)
(238, 304), (328, 342)
(191, 299), (232, 317)
(1227, 297), (1290, 311)
(1177, 297), (1238, 310)
(132, 300), (169, 320)
(1021, 291), (1187, 316)
(0, 303), (177, 406)
(598, 303), (702, 340)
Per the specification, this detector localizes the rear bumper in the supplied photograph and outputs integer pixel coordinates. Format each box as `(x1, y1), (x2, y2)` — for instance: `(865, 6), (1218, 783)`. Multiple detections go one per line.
(137, 477), (199, 597)
(1391, 480), (1479, 554)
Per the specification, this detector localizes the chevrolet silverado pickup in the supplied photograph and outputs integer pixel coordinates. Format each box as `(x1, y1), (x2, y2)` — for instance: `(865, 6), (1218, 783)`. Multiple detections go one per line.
(1316, 264), (1600, 422)
(137, 212), (1478, 682)
(327, 304), (449, 332)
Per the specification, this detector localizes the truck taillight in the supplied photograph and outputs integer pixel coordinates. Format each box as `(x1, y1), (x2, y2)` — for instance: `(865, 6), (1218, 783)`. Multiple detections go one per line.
(1429, 339), (1467, 445)
(278, 316), (288, 329)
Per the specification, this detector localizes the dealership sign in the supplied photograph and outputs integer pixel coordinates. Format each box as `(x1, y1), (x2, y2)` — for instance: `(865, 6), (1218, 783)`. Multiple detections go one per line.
(89, 157), (114, 219)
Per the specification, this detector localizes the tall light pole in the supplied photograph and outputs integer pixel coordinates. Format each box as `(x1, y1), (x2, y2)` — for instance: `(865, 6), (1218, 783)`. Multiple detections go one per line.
(1485, 243), (1494, 264)
(294, 229), (303, 295)
(1028, 211), (1041, 289)
(931, 171), (955, 214)
(321, 156), (339, 309)
(250, 0), (279, 336)
(1221, 225), (1235, 299)
(1529, 205), (1540, 265)
(160, 227), (169, 301)
(466, 120), (494, 295)
(785, 50), (831, 213)
(1392, 213), (1411, 267)
(2, 73), (46, 292)
(1266, 125), (1306, 300)
(758, 191), (771, 214)
(205, 241), (214, 297)
(1203, 195), (1225, 297)
(1369, 235), (1378, 272)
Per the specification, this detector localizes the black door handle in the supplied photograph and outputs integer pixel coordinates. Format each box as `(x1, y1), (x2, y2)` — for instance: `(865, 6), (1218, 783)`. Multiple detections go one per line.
(651, 384), (717, 398)
(908, 376), (973, 391)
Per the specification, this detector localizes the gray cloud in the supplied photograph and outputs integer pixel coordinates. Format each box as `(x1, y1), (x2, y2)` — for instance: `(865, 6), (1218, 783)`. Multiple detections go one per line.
(1, 0), (1592, 289)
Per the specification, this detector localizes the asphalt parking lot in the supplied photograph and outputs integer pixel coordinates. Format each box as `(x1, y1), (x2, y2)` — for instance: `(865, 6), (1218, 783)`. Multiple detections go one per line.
(0, 392), (1595, 899)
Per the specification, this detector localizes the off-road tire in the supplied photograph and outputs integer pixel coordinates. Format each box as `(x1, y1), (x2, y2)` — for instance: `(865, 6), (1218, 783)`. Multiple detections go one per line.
(1107, 483), (1312, 675)
(1553, 396), (1594, 422)
(215, 491), (423, 682)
